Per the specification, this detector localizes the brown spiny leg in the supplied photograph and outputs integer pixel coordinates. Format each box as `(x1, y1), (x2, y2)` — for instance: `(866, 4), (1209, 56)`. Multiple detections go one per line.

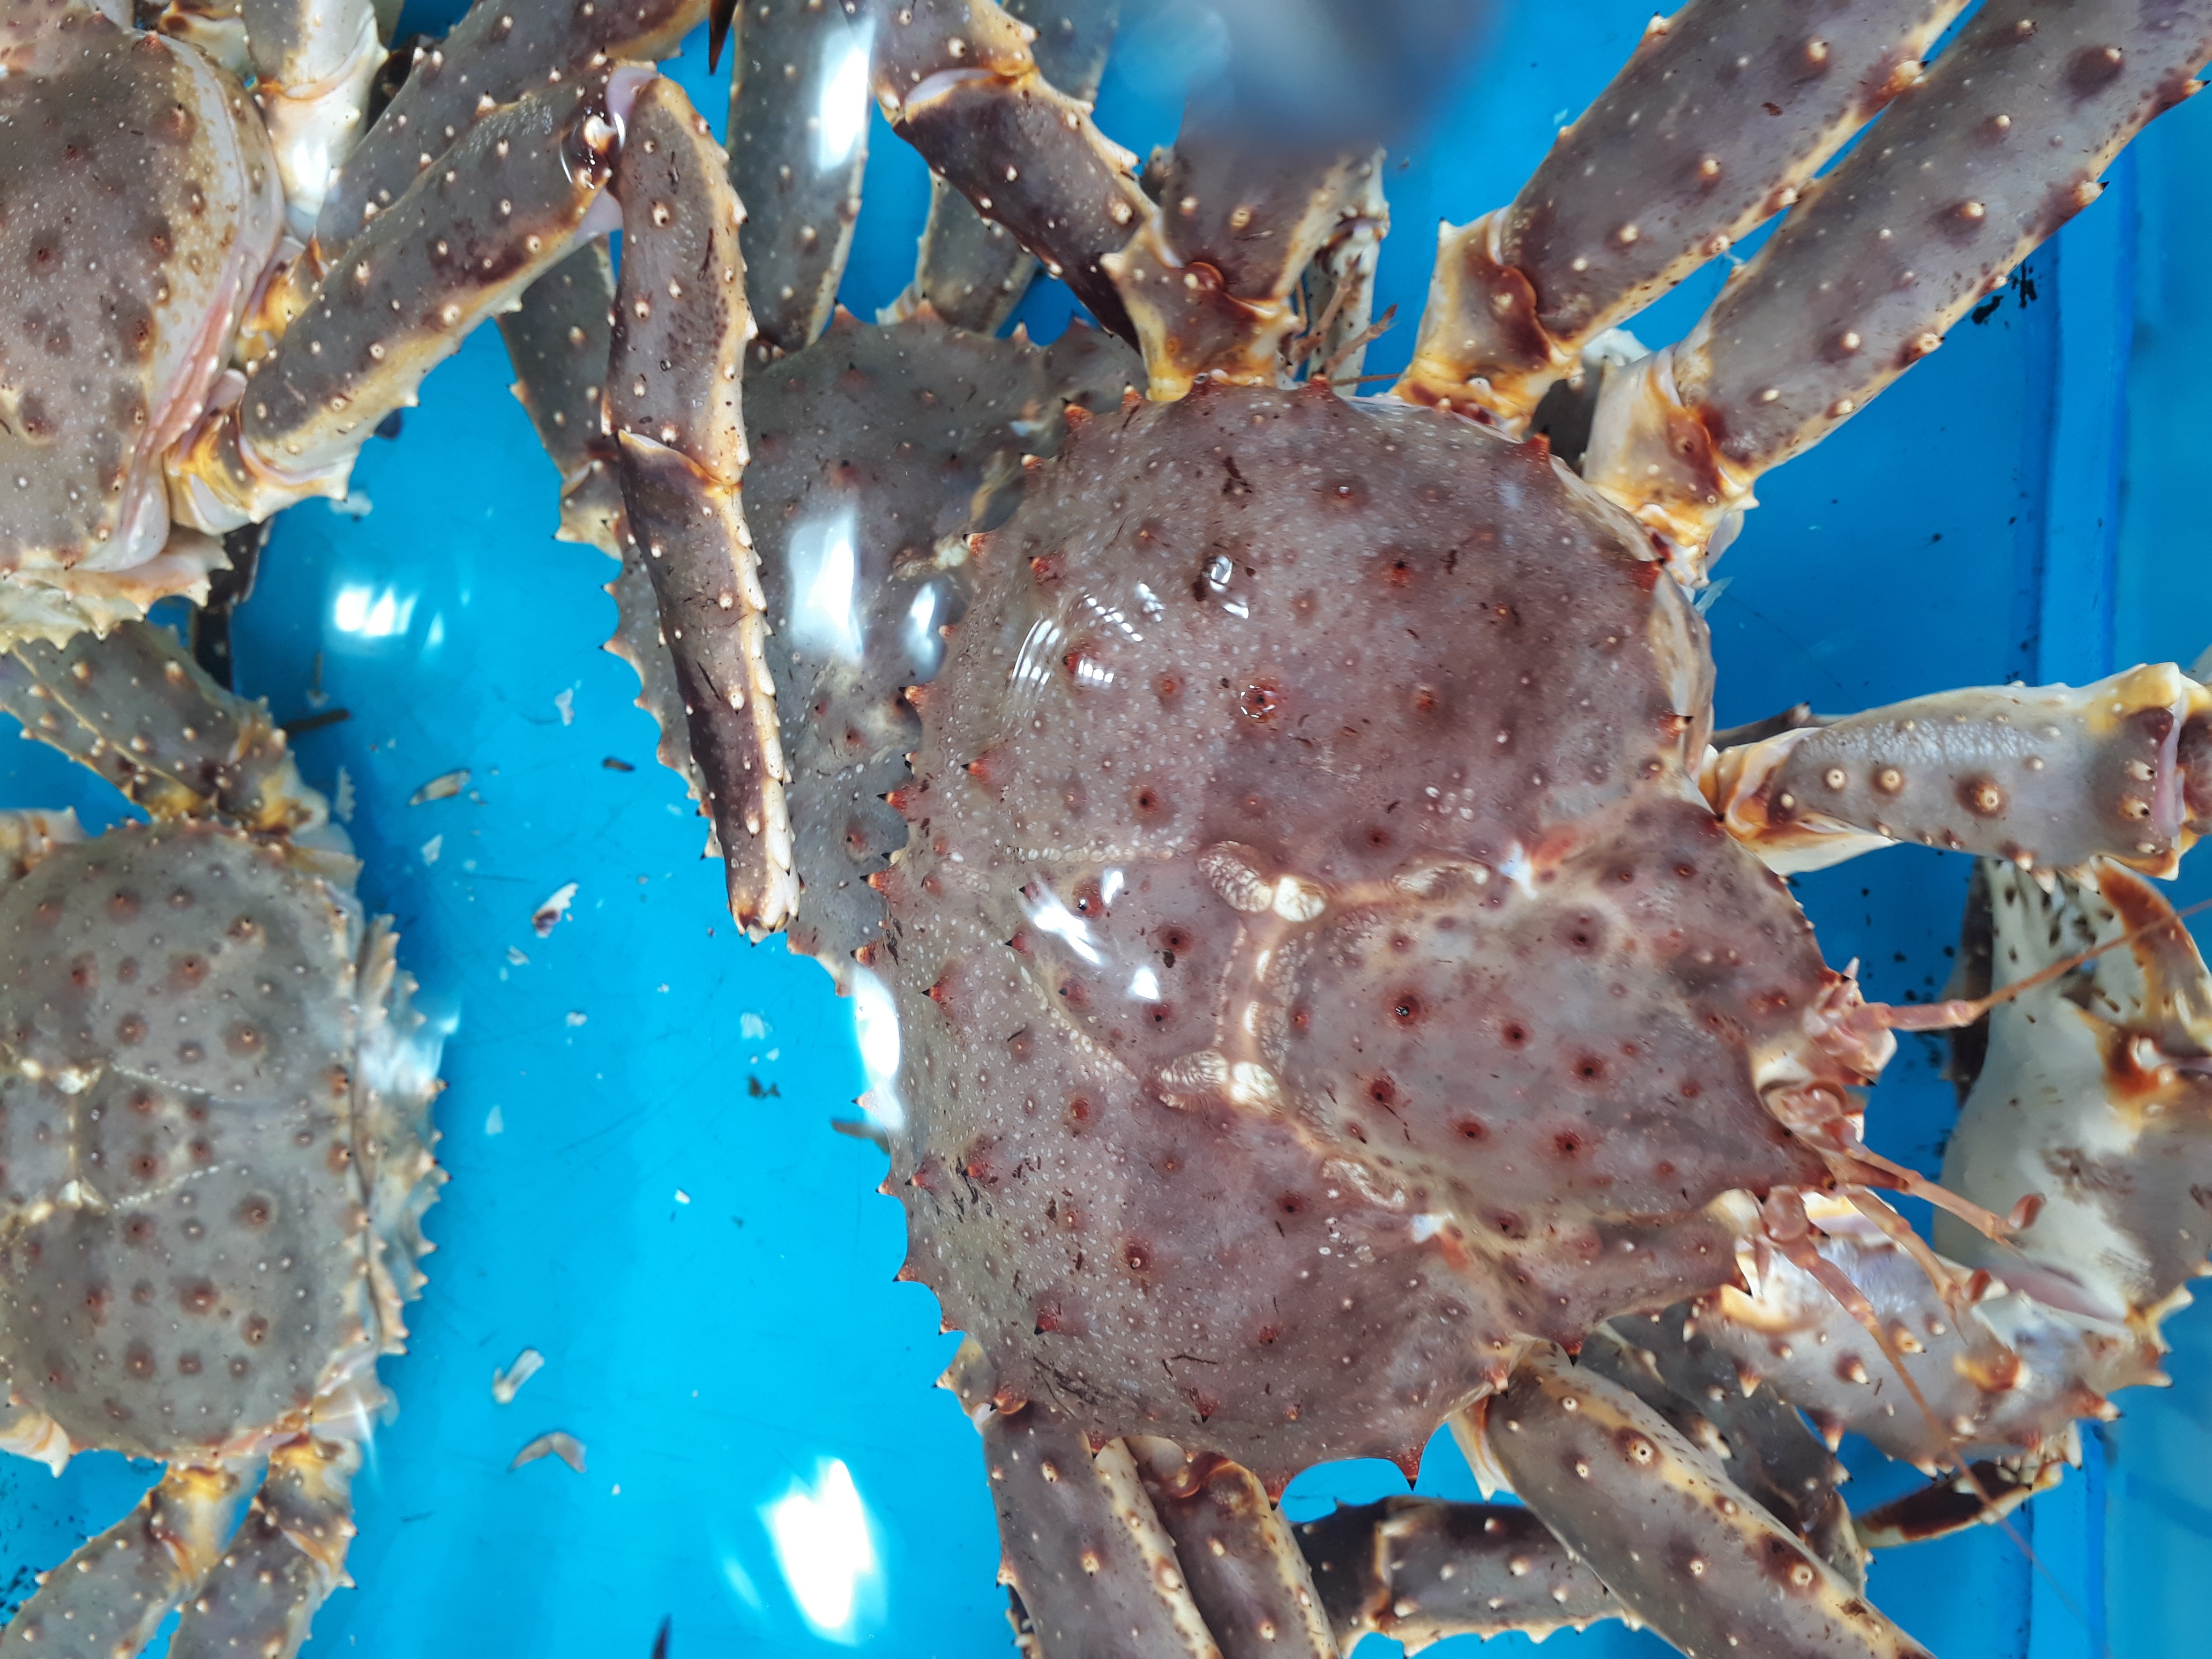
(0, 1465), (248, 1659)
(175, 70), (645, 532)
(188, 521), (272, 689)
(1588, 1313), (1864, 1585)
(1854, 1457), (2069, 1551)
(941, 1342), (1219, 1659)
(497, 240), (624, 553)
(867, 0), (1150, 342)
(608, 77), (796, 933)
(0, 620), (324, 835)
(498, 242), (722, 854)
(1398, 0), (1969, 425)
(1587, 0), (2212, 558)
(313, 0), (706, 259)
(1125, 1440), (1333, 1658)
(167, 1434), (361, 1659)
(1707, 665), (2211, 877)
(1294, 1496), (1622, 1651)
(727, 0), (877, 359)
(1104, 128), (1385, 398)
(890, 0), (1120, 333)
(1469, 1344), (1935, 1659)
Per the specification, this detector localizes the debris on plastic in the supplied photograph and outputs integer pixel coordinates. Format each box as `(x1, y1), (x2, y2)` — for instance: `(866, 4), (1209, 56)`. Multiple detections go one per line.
(565, 1011), (587, 1027)
(511, 1431), (587, 1473)
(492, 1349), (546, 1404)
(739, 1012), (771, 1041)
(421, 834), (443, 866)
(485, 1105), (505, 1136)
(675, 1190), (691, 1205)
(533, 883), (578, 936)
(603, 756), (635, 772)
(507, 945), (530, 966)
(410, 768), (469, 804)
(555, 688), (575, 726)
(333, 766), (356, 823)
(330, 491), (374, 519)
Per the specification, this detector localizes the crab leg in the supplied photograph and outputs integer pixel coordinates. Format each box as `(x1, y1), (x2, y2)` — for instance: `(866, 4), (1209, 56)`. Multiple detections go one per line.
(1125, 1440), (1335, 1658)
(940, 1344), (1219, 1658)
(867, 0), (1151, 342)
(888, 0), (1120, 334)
(313, 0), (706, 259)
(1707, 664), (2211, 877)
(152, 0), (253, 76)
(167, 1433), (360, 1659)
(0, 1464), (249, 1659)
(726, 0), (877, 360)
(1103, 133), (1387, 399)
(1688, 1201), (2156, 1480)
(1471, 1343), (1935, 1659)
(1590, 1312), (1864, 1584)
(1296, 160), (1389, 386)
(174, 70), (646, 532)
(1294, 1496), (1624, 1650)
(497, 245), (723, 853)
(498, 242), (624, 554)
(1934, 859), (2212, 1327)
(243, 0), (386, 232)
(607, 77), (796, 932)
(1396, 0), (1969, 426)
(0, 620), (325, 835)
(1587, 0), (2212, 559)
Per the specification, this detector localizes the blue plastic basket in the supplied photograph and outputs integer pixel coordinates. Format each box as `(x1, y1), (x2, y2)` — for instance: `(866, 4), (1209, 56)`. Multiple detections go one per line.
(2, 3), (2205, 1655)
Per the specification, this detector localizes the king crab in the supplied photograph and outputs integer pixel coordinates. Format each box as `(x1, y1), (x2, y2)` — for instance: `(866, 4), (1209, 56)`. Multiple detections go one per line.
(0, 623), (442, 1657)
(3, 0), (2211, 1653)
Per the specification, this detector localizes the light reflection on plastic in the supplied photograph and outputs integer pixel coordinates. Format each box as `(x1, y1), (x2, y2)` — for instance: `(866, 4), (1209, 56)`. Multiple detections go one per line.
(763, 1458), (884, 1642)
(1127, 964), (1161, 1002)
(1027, 890), (1102, 966)
(331, 581), (416, 639)
(1101, 869), (1125, 907)
(788, 508), (864, 663)
(720, 1552), (765, 1610)
(812, 20), (875, 174)
(849, 967), (906, 1134)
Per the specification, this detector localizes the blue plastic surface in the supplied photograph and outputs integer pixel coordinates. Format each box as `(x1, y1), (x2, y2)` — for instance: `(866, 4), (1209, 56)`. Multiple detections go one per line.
(1, 4), (2207, 1655)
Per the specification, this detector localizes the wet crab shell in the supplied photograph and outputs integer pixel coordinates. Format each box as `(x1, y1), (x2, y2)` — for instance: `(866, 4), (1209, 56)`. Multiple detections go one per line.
(0, 4), (282, 589)
(881, 383), (1858, 1482)
(0, 819), (398, 1463)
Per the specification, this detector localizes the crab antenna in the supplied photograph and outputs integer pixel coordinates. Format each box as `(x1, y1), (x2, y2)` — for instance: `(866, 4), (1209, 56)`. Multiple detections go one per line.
(1880, 893), (2212, 1032)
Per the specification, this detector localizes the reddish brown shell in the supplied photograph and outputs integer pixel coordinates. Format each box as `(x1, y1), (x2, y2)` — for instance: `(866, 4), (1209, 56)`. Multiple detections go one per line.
(883, 384), (1854, 1482)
